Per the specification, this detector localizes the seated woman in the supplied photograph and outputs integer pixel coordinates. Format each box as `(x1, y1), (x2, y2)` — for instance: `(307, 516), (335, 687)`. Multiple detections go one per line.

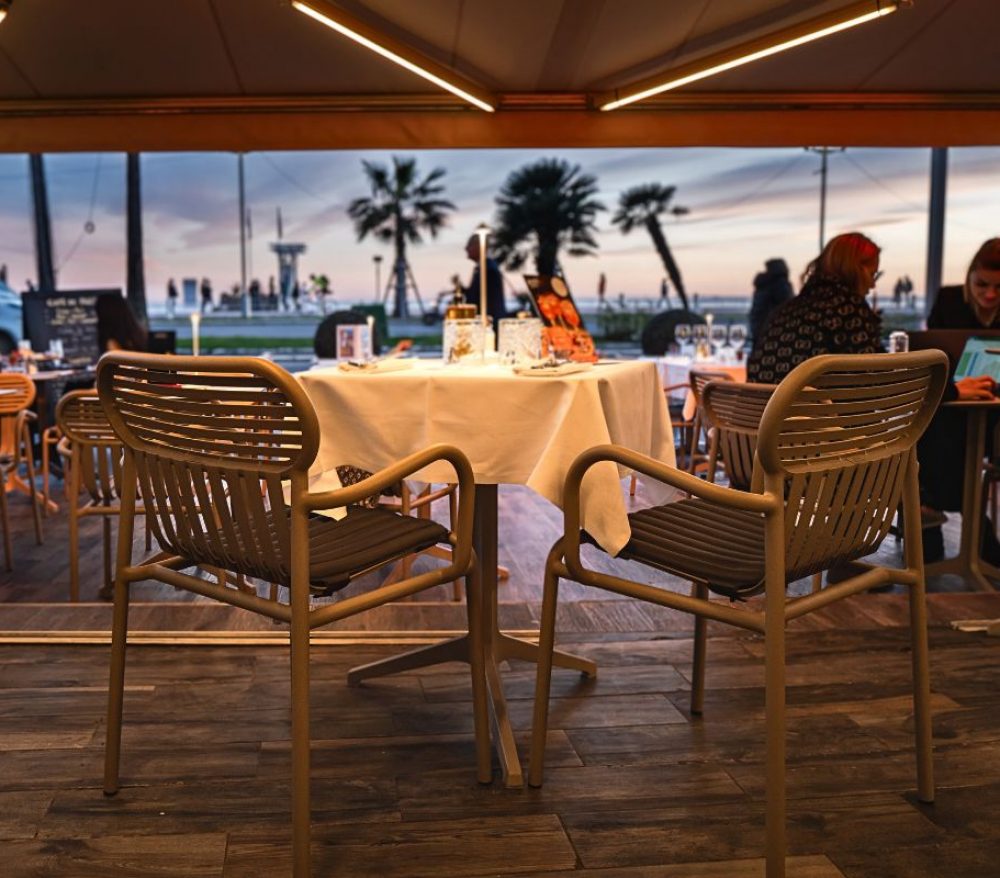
(96, 293), (148, 353)
(919, 238), (1000, 562)
(748, 232), (883, 383)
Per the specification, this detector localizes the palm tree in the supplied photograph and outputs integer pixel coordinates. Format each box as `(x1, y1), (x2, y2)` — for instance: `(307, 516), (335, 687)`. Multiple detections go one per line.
(611, 183), (691, 311)
(492, 158), (604, 276)
(347, 156), (455, 318)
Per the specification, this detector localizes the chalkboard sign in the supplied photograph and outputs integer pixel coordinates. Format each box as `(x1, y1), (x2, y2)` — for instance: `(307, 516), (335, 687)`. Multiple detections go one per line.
(22, 288), (120, 364)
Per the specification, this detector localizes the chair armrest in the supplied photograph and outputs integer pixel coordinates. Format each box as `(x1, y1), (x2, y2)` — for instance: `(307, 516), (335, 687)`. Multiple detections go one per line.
(303, 444), (476, 570)
(564, 444), (778, 519)
(560, 444), (778, 576)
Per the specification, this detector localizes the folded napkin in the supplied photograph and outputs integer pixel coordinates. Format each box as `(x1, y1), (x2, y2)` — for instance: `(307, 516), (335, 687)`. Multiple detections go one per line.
(513, 361), (593, 377)
(337, 358), (414, 374)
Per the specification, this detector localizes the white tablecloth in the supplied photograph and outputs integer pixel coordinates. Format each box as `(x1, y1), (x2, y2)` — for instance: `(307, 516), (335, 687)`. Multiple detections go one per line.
(297, 359), (676, 555)
(647, 356), (747, 419)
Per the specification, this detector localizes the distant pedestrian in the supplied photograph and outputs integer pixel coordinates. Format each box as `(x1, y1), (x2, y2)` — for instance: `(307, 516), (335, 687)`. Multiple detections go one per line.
(249, 278), (261, 311)
(268, 276), (279, 310)
(748, 258), (794, 340)
(597, 272), (607, 308)
(292, 281), (301, 312)
(200, 277), (213, 314)
(166, 278), (179, 318)
(659, 278), (670, 308)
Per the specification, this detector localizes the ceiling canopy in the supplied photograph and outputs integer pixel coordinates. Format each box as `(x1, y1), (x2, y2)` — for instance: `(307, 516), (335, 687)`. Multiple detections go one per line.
(0, 0), (996, 152)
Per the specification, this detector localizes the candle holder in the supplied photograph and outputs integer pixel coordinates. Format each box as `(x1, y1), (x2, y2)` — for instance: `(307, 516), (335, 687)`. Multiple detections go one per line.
(190, 312), (202, 357)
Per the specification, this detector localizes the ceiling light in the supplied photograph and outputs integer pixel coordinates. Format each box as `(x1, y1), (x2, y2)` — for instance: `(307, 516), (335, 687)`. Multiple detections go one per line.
(292, 0), (495, 112)
(0, 1), (12, 26)
(599, 0), (911, 111)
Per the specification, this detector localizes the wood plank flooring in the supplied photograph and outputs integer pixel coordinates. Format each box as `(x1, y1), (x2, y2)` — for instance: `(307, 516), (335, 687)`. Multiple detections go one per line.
(1, 613), (999, 877)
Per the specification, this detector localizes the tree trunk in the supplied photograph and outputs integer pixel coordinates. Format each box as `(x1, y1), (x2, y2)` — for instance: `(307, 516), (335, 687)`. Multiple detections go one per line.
(393, 234), (408, 318)
(645, 215), (689, 312)
(29, 154), (56, 292)
(126, 153), (148, 327)
(535, 234), (558, 277)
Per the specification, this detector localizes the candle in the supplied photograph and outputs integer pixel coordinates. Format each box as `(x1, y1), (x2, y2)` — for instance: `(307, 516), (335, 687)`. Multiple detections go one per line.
(190, 312), (201, 357)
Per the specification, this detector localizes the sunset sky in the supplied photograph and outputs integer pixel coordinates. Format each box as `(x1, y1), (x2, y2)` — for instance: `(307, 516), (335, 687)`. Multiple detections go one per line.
(0, 147), (996, 309)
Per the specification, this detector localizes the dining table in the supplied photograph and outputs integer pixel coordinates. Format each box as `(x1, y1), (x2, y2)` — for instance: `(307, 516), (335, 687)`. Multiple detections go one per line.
(297, 357), (677, 785)
(925, 398), (1000, 591)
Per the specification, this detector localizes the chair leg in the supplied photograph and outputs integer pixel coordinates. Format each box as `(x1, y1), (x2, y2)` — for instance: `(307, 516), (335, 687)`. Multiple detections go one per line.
(0, 481), (11, 572)
(690, 582), (708, 716)
(102, 517), (113, 595)
(25, 452), (43, 545)
(290, 611), (312, 878)
(528, 547), (561, 787)
(103, 579), (131, 795)
(908, 575), (935, 803)
(68, 453), (82, 602)
(464, 559), (492, 783)
(764, 588), (787, 878)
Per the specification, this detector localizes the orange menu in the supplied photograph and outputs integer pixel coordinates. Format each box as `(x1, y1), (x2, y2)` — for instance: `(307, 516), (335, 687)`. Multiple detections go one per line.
(523, 275), (597, 363)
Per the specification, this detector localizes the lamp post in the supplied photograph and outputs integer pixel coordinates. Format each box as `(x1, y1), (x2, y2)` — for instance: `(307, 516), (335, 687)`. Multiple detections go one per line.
(373, 254), (383, 301)
(475, 223), (489, 329)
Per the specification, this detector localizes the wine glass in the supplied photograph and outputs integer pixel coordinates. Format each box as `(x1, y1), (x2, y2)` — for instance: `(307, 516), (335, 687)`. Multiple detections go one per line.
(728, 323), (748, 361)
(710, 322), (728, 355)
(674, 323), (692, 355)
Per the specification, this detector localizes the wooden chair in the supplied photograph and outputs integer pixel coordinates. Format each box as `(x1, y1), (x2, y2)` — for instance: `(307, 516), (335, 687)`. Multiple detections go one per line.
(0, 372), (43, 568)
(56, 391), (139, 602)
(530, 351), (948, 878)
(96, 352), (490, 878)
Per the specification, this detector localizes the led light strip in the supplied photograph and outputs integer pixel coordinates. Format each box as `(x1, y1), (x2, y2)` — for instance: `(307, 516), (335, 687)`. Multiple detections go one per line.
(292, 1), (495, 112)
(601, 0), (907, 111)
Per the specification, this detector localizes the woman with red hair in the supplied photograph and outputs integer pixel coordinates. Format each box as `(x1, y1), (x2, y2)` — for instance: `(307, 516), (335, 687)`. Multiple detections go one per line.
(748, 232), (883, 383)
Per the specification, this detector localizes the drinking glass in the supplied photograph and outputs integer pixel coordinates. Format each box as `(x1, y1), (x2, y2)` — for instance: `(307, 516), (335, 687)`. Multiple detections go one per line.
(728, 324), (748, 361)
(443, 318), (485, 364)
(674, 323), (692, 355)
(498, 317), (542, 366)
(710, 323), (728, 352)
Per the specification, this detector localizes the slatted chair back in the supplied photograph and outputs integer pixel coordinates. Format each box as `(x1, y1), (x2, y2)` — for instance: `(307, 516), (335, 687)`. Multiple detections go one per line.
(96, 352), (320, 586)
(686, 368), (735, 471)
(0, 372), (36, 456)
(56, 391), (124, 505)
(756, 351), (948, 582)
(700, 381), (776, 491)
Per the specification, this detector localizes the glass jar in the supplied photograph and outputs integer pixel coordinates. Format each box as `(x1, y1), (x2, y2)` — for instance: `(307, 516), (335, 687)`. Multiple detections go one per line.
(498, 317), (543, 366)
(443, 318), (485, 364)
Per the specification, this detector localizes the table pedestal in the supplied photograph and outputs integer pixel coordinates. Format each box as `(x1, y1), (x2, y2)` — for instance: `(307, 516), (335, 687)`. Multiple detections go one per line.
(345, 484), (597, 787)
(926, 405), (1000, 590)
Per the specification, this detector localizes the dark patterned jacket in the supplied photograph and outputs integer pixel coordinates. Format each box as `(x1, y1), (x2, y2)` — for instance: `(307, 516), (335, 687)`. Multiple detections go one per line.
(747, 274), (882, 384)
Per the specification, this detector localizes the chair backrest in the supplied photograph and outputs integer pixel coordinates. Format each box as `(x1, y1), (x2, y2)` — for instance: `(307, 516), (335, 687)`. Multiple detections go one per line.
(96, 352), (320, 583)
(689, 368), (734, 406)
(700, 380), (776, 491)
(56, 390), (124, 504)
(0, 372), (36, 457)
(755, 351), (948, 580)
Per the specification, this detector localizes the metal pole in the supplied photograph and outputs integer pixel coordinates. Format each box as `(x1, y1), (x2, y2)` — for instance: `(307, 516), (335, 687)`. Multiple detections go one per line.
(29, 154), (56, 291)
(806, 146), (844, 252)
(818, 150), (828, 251)
(238, 153), (250, 318)
(925, 147), (948, 317)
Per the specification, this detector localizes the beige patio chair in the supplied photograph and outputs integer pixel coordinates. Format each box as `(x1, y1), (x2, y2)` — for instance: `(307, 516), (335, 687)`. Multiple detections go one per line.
(96, 352), (490, 878)
(56, 391), (144, 601)
(700, 379), (777, 490)
(687, 367), (735, 474)
(0, 372), (43, 568)
(529, 351), (948, 878)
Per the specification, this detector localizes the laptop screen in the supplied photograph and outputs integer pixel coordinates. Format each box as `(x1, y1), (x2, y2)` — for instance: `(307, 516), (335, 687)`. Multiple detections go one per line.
(954, 336), (1000, 382)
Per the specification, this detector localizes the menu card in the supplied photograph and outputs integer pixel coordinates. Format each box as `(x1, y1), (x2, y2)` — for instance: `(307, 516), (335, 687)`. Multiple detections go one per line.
(523, 275), (597, 362)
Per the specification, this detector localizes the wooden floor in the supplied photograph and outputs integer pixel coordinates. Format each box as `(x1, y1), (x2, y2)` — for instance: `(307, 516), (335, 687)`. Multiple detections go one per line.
(3, 478), (1000, 875)
(2, 604), (1000, 877)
